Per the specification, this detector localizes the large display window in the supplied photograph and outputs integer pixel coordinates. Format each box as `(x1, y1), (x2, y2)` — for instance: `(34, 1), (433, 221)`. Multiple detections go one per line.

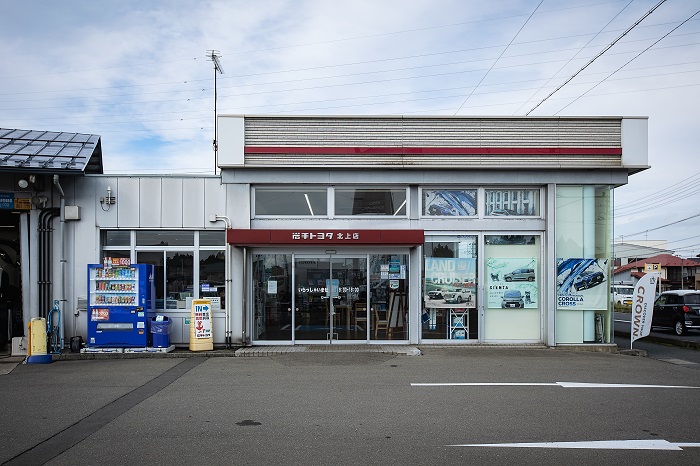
(422, 236), (478, 341)
(555, 186), (613, 344)
(101, 230), (225, 311)
(484, 235), (541, 341)
(335, 188), (407, 216)
(254, 187), (327, 217)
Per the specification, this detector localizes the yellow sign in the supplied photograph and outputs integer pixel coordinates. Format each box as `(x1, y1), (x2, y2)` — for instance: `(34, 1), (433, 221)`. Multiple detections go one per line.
(14, 197), (32, 210)
(189, 299), (213, 351)
(644, 263), (661, 271)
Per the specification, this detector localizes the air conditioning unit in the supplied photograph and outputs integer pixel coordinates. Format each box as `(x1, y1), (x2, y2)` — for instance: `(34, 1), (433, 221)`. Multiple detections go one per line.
(12, 336), (28, 356)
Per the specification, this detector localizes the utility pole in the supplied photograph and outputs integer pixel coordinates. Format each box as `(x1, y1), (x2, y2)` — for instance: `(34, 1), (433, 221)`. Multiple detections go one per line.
(206, 50), (224, 175)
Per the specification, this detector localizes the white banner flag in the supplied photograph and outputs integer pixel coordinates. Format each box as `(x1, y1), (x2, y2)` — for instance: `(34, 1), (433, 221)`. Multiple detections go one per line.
(630, 273), (658, 347)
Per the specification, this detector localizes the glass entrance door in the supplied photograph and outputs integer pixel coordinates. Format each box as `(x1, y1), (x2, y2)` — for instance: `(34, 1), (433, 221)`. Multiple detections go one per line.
(294, 255), (367, 342)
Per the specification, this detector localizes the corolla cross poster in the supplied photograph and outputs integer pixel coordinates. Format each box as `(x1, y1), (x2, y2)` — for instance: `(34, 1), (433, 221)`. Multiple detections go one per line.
(486, 258), (538, 309)
(556, 258), (608, 310)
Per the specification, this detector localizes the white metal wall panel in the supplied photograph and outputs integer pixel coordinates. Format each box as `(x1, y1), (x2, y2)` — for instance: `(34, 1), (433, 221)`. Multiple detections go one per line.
(139, 178), (162, 227)
(90, 177), (118, 228)
(161, 178), (184, 228)
(182, 177), (205, 227)
(116, 178), (140, 227)
(203, 178), (227, 227)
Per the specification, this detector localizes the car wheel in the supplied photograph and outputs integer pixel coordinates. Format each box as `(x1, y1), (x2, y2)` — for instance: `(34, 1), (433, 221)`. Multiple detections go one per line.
(674, 320), (686, 336)
(528, 277), (534, 282)
(505, 277), (512, 282)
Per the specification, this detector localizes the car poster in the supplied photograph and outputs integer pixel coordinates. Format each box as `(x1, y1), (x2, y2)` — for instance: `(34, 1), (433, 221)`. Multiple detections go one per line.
(423, 189), (477, 216)
(556, 258), (608, 310)
(486, 258), (538, 309)
(424, 258), (476, 309)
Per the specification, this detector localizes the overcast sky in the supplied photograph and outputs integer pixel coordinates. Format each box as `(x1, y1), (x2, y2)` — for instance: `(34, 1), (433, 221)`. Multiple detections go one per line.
(1, 0), (699, 256)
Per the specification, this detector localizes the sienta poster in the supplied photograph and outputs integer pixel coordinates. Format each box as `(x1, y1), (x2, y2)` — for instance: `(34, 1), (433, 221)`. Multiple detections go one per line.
(424, 258), (476, 309)
(486, 258), (538, 309)
(556, 258), (608, 310)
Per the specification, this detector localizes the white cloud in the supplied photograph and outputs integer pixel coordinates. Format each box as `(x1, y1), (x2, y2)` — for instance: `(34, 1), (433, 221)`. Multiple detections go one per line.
(1, 0), (699, 249)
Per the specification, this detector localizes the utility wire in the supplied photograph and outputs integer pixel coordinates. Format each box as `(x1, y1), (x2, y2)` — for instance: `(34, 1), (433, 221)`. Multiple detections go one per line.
(556, 7), (700, 114)
(527, 0), (667, 115)
(616, 211), (700, 238)
(615, 171), (700, 208)
(515, 0), (634, 115)
(454, 1), (543, 115)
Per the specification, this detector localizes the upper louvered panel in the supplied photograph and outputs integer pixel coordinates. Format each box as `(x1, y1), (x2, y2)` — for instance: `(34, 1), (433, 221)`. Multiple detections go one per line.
(245, 153), (622, 168)
(244, 116), (621, 148)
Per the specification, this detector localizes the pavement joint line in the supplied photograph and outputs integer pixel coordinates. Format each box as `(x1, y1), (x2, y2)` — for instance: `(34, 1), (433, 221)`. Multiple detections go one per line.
(1, 357), (206, 466)
(658, 358), (698, 365)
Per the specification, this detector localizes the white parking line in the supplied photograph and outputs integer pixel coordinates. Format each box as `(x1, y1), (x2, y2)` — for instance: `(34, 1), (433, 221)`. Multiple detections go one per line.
(411, 381), (700, 389)
(447, 439), (700, 450)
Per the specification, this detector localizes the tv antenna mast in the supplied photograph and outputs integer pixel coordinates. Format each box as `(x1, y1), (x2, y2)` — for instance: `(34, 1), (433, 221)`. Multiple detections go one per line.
(206, 50), (224, 174)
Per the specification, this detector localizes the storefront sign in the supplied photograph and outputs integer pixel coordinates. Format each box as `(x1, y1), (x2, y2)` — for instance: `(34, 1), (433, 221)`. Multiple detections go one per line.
(486, 258), (538, 309)
(556, 258), (607, 310)
(227, 229), (424, 246)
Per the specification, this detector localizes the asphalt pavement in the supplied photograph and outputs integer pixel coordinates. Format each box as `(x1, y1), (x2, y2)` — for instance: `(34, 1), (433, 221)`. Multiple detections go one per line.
(2, 345), (700, 465)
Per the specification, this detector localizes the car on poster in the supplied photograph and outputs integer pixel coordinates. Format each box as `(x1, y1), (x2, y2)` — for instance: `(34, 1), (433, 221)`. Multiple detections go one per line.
(501, 290), (524, 308)
(486, 258), (538, 309)
(556, 258), (608, 310)
(444, 288), (473, 305)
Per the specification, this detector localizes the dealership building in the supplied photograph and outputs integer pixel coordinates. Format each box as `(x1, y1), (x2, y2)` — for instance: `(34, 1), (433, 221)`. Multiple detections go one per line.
(0, 115), (648, 350)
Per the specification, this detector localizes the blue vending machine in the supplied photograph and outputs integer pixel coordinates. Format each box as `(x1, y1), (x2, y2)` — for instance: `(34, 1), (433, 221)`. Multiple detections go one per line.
(87, 262), (155, 348)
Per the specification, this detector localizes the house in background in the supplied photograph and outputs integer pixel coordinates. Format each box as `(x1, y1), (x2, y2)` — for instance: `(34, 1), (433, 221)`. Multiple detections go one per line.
(613, 240), (672, 267)
(613, 253), (700, 291)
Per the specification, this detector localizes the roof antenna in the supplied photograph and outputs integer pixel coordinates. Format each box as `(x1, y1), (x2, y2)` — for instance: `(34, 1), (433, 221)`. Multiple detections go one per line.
(206, 50), (225, 175)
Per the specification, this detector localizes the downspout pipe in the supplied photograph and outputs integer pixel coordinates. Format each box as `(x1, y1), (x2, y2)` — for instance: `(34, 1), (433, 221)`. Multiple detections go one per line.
(208, 214), (232, 348)
(53, 175), (66, 350)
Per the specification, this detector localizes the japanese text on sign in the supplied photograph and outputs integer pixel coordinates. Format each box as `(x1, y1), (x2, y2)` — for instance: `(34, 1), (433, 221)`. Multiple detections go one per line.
(193, 302), (212, 339)
(291, 232), (361, 241)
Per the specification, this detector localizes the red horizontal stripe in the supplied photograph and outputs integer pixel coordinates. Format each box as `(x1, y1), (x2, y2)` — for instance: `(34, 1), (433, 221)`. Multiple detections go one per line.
(245, 146), (621, 156)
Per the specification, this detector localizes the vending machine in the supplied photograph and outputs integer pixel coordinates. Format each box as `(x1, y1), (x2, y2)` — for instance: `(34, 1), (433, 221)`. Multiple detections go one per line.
(87, 261), (155, 348)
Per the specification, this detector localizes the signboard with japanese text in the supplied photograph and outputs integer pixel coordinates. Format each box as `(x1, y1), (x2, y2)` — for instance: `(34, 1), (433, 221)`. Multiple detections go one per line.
(228, 229), (424, 246)
(192, 299), (212, 339)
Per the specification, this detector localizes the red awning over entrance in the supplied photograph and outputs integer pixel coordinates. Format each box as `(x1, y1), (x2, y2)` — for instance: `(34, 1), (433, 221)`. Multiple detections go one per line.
(227, 229), (424, 246)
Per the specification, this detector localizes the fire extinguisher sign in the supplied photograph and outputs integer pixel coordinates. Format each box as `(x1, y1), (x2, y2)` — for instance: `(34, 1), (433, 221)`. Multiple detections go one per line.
(193, 301), (212, 339)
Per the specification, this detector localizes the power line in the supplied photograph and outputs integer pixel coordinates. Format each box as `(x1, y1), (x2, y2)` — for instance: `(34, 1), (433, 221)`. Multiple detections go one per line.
(616, 211), (700, 239)
(556, 7), (700, 114)
(453, 1), (543, 115)
(527, 0), (667, 115)
(514, 0), (634, 115)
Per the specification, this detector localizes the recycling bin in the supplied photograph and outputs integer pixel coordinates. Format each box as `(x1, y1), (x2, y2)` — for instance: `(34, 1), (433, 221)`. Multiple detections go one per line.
(151, 316), (172, 348)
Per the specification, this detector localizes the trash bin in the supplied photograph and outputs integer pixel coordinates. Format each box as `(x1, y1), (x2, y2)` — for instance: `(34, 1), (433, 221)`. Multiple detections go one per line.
(151, 316), (172, 348)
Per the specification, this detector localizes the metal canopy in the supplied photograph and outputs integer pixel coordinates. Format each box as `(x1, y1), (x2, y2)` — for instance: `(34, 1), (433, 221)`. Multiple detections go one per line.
(0, 128), (103, 174)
